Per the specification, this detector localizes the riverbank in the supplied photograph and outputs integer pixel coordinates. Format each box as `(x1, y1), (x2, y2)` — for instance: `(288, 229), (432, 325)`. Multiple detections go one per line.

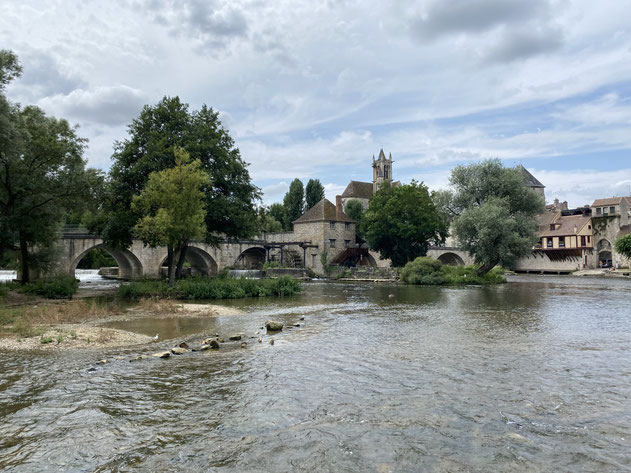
(0, 297), (244, 351)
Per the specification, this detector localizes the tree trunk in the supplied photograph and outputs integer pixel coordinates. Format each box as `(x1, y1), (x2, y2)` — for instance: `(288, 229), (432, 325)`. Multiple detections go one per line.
(476, 259), (498, 276)
(165, 247), (173, 278)
(168, 247), (179, 288)
(175, 244), (188, 279)
(19, 237), (30, 284)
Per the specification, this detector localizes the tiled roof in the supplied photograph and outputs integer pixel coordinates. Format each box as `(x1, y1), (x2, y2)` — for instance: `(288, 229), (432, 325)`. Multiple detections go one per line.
(518, 166), (545, 188)
(538, 214), (591, 237)
(592, 197), (624, 206)
(536, 210), (559, 231)
(293, 198), (354, 224)
(341, 181), (373, 200)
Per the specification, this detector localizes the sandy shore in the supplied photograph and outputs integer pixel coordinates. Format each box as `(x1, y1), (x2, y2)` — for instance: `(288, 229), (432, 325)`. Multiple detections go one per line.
(0, 300), (244, 351)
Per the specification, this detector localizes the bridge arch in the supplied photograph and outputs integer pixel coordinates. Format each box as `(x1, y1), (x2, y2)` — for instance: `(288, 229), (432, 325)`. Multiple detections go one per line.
(437, 252), (465, 266)
(160, 246), (218, 277)
(596, 238), (612, 266)
(235, 247), (266, 269)
(70, 244), (143, 279)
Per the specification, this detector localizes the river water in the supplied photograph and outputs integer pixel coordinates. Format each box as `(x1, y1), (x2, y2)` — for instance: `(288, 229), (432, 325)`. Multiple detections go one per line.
(1, 275), (630, 472)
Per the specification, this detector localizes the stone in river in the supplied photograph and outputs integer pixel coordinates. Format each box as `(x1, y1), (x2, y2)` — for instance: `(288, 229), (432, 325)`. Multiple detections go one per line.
(209, 340), (220, 349)
(241, 342), (247, 348)
(229, 334), (242, 341)
(178, 342), (189, 349)
(130, 355), (148, 362)
(152, 351), (171, 358)
(269, 339), (275, 345)
(171, 347), (187, 355)
(265, 320), (284, 332)
(198, 344), (210, 351)
(258, 337), (262, 343)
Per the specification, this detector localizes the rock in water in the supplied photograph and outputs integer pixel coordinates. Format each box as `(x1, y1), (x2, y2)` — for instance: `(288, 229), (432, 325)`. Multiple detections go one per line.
(269, 339), (275, 345)
(265, 320), (284, 332)
(258, 337), (262, 343)
(152, 351), (171, 359)
(171, 347), (187, 355)
(209, 340), (220, 349)
(241, 342), (247, 348)
(178, 342), (189, 349)
(229, 334), (242, 341)
(130, 355), (148, 362)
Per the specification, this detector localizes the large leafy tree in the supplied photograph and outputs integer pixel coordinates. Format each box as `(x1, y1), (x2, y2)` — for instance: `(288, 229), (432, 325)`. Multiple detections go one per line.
(344, 199), (365, 237)
(305, 178), (325, 210)
(102, 96), (260, 253)
(132, 148), (209, 286)
(615, 234), (631, 261)
(268, 203), (286, 231)
(449, 159), (545, 275)
(363, 181), (446, 267)
(1, 51), (89, 282)
(283, 178), (305, 230)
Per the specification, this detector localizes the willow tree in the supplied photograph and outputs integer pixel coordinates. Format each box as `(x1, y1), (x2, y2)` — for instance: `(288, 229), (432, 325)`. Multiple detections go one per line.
(132, 148), (209, 286)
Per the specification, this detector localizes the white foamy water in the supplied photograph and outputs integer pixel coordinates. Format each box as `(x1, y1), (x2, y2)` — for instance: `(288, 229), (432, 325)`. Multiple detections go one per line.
(0, 269), (119, 289)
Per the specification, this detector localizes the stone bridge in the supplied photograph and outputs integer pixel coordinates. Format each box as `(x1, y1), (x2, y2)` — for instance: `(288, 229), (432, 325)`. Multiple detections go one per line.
(57, 231), (314, 279)
(426, 247), (474, 266)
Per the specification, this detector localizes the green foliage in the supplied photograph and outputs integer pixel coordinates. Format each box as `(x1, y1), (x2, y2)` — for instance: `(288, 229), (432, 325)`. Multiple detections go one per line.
(103, 96), (260, 250)
(614, 234), (631, 260)
(16, 277), (79, 299)
(56, 333), (64, 344)
(0, 50), (22, 89)
(449, 160), (545, 275)
(268, 203), (287, 230)
(320, 250), (332, 275)
(400, 257), (506, 285)
(262, 260), (279, 270)
(283, 178), (305, 230)
(363, 181), (447, 267)
(344, 199), (364, 237)
(76, 248), (116, 269)
(40, 335), (53, 344)
(132, 147), (210, 286)
(117, 276), (301, 300)
(305, 179), (325, 210)
(257, 207), (283, 233)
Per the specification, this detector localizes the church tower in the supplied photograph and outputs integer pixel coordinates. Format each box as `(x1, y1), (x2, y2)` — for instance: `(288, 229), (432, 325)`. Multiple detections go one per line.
(372, 149), (393, 193)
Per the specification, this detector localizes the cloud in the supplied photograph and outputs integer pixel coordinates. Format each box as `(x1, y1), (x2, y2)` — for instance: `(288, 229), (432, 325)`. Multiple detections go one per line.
(409, 0), (549, 41)
(484, 26), (564, 63)
(38, 85), (148, 126)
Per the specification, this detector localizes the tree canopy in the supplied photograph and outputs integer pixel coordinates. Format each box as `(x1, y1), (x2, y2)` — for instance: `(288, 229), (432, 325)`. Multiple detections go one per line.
(283, 178), (305, 230)
(344, 199), (365, 237)
(1, 51), (91, 282)
(132, 148), (209, 286)
(305, 178), (325, 210)
(102, 96), (259, 249)
(615, 234), (631, 260)
(362, 181), (446, 267)
(449, 159), (545, 274)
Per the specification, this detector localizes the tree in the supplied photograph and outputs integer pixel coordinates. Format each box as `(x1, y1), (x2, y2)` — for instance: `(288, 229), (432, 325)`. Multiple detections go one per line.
(283, 178), (304, 230)
(344, 199), (365, 237)
(362, 181), (446, 267)
(102, 96), (260, 252)
(257, 206), (283, 233)
(615, 234), (631, 260)
(305, 178), (325, 210)
(268, 203), (287, 230)
(1, 52), (90, 282)
(449, 159), (545, 275)
(132, 148), (209, 286)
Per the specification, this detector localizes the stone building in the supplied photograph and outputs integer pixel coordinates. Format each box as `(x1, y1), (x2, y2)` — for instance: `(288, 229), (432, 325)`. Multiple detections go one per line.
(590, 197), (631, 268)
(340, 149), (400, 211)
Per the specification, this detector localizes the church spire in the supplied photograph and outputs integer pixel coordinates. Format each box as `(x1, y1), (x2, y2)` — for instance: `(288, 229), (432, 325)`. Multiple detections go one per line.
(372, 149), (393, 194)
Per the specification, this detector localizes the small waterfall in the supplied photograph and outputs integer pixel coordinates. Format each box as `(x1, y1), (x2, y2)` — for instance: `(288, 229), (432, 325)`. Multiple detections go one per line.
(227, 269), (263, 279)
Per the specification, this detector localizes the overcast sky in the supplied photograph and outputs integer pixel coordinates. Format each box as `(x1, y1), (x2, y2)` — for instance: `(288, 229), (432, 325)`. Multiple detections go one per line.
(2, 0), (631, 207)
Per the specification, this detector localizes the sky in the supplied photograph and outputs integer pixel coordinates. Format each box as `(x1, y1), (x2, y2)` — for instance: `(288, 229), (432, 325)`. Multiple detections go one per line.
(2, 0), (631, 207)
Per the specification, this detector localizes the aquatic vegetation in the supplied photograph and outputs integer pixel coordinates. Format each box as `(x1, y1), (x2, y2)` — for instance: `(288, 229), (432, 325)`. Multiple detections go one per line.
(400, 257), (506, 285)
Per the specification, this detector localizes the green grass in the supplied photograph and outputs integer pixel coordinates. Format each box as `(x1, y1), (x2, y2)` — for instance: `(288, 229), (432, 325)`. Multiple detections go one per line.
(117, 275), (302, 300)
(4, 277), (79, 299)
(400, 257), (506, 285)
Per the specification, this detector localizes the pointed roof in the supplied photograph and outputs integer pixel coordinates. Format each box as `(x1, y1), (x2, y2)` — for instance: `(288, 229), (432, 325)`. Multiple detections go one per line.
(341, 180), (373, 200)
(293, 198), (354, 224)
(518, 165), (545, 188)
(377, 148), (386, 160)
(592, 197), (624, 207)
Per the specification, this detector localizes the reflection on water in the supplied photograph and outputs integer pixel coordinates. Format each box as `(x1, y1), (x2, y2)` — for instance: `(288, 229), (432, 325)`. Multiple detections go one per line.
(1, 275), (631, 471)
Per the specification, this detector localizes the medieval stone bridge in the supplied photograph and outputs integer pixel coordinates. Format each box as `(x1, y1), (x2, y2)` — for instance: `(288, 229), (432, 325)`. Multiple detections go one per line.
(426, 247), (474, 266)
(58, 231), (314, 279)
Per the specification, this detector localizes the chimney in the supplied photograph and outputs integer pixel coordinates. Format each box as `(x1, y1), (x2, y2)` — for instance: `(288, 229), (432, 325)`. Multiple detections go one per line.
(336, 195), (343, 220)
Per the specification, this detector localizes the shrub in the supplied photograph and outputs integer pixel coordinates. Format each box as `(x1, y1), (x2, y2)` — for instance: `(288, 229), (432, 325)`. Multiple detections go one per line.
(401, 257), (506, 285)
(262, 261), (279, 270)
(17, 277), (79, 299)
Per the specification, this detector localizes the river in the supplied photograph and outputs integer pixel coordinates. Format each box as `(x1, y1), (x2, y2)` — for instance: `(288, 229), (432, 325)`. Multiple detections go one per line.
(1, 275), (630, 472)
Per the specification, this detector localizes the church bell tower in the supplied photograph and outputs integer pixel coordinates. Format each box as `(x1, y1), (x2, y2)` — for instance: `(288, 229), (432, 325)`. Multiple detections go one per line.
(372, 149), (393, 193)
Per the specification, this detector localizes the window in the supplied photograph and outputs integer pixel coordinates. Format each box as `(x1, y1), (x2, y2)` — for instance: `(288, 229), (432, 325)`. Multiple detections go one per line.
(549, 224), (555, 230)
(588, 225), (591, 229)
(559, 236), (565, 248)
(311, 254), (317, 266)
(610, 206), (615, 214)
(587, 236), (591, 243)
(547, 238), (553, 248)
(330, 222), (335, 229)
(603, 207), (608, 215)
(345, 223), (351, 230)
(581, 235), (586, 246)
(344, 239), (351, 248)
(329, 239), (336, 248)
(596, 207), (601, 215)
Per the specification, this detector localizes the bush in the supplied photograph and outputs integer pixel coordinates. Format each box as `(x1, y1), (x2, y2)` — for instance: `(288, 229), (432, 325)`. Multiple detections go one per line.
(117, 276), (302, 300)
(401, 257), (506, 285)
(17, 277), (79, 299)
